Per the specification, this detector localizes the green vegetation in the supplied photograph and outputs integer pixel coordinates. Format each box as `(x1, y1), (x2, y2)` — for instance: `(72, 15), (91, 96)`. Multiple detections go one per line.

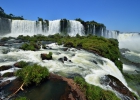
(74, 76), (120, 100)
(15, 64), (49, 86)
(20, 41), (40, 51)
(12, 96), (29, 100)
(123, 73), (140, 97)
(0, 7), (24, 20)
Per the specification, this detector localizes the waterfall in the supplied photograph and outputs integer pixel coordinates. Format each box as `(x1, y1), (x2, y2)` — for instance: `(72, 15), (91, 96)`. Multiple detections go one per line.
(11, 20), (42, 36)
(104, 30), (118, 39)
(93, 25), (95, 35)
(1, 19), (86, 37)
(118, 33), (140, 52)
(101, 28), (104, 37)
(68, 20), (84, 36)
(47, 20), (60, 35)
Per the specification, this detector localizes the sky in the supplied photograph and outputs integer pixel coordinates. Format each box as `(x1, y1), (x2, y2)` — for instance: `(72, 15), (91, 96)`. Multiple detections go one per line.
(0, 0), (140, 32)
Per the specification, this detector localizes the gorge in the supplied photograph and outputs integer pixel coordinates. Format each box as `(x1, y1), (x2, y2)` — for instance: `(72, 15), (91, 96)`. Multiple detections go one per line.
(0, 14), (140, 100)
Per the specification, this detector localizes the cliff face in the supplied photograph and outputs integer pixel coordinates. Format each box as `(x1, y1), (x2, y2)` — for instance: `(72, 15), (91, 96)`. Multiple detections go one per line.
(0, 17), (109, 37)
(0, 18), (11, 35)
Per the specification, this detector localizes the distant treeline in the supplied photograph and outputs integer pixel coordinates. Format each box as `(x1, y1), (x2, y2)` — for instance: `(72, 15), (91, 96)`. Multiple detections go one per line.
(0, 7), (24, 20)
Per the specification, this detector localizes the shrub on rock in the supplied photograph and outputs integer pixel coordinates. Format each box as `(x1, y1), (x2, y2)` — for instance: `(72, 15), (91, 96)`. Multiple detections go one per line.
(15, 64), (49, 86)
(41, 52), (52, 60)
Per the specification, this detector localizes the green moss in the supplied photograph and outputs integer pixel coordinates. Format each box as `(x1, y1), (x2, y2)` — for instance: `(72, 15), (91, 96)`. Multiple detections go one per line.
(74, 76), (120, 100)
(12, 96), (29, 100)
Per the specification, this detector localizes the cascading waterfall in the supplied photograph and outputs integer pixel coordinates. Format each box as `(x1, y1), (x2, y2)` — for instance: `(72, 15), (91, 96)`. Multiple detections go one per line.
(47, 20), (60, 35)
(0, 18), (121, 38)
(104, 30), (118, 39)
(0, 19), (86, 37)
(0, 42), (130, 99)
(68, 20), (84, 36)
(11, 20), (43, 36)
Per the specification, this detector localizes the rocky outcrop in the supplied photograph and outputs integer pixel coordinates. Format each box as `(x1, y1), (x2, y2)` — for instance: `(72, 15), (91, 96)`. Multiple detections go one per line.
(2, 72), (14, 77)
(100, 75), (138, 100)
(49, 73), (86, 100)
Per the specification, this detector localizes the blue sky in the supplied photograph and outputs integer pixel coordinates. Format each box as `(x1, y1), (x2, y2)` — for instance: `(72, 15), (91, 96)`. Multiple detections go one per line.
(0, 0), (140, 32)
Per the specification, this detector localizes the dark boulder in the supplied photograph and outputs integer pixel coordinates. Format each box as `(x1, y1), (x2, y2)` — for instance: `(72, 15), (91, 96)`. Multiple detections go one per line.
(64, 56), (68, 61)
(58, 58), (64, 63)
(0, 65), (12, 71)
(0, 80), (10, 88)
(58, 56), (70, 63)
(0, 43), (5, 46)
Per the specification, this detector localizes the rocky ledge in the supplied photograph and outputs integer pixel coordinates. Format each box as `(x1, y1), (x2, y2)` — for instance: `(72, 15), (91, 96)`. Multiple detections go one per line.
(49, 73), (86, 100)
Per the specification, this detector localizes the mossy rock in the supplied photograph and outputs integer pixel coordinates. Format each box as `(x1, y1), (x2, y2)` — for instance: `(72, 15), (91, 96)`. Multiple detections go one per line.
(2, 72), (14, 77)
(0, 65), (12, 71)
(14, 61), (29, 68)
(41, 52), (52, 60)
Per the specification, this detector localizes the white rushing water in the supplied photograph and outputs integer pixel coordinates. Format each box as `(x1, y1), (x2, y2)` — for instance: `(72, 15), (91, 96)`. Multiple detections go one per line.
(0, 43), (128, 90)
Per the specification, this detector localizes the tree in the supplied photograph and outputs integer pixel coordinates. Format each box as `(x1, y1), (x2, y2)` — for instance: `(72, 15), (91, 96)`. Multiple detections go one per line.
(0, 7), (4, 13)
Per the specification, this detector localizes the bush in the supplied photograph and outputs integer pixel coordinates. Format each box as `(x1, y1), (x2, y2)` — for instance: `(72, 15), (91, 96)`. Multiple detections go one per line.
(15, 64), (49, 86)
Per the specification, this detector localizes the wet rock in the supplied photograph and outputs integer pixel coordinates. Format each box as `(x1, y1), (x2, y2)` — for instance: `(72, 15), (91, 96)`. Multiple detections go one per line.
(100, 75), (138, 100)
(41, 53), (52, 60)
(14, 62), (20, 68)
(120, 48), (130, 53)
(0, 65), (12, 71)
(135, 70), (140, 73)
(92, 60), (97, 64)
(58, 56), (70, 63)
(0, 80), (10, 88)
(2, 72), (14, 77)
(64, 56), (68, 61)
(0, 43), (5, 46)
(58, 58), (64, 63)
(62, 48), (68, 51)
(69, 60), (72, 63)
